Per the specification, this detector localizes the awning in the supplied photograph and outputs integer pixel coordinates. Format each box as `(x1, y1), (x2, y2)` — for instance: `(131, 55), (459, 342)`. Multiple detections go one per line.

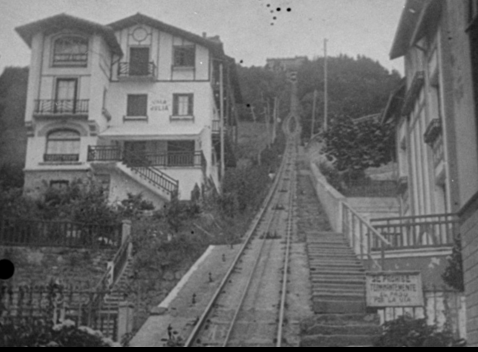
(99, 124), (204, 141)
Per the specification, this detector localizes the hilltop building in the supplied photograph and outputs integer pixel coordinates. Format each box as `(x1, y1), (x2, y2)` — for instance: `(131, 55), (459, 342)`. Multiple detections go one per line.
(15, 13), (241, 207)
(266, 56), (307, 72)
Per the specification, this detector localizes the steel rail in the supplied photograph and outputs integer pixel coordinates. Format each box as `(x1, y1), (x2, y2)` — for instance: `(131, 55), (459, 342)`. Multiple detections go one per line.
(221, 200), (279, 346)
(276, 156), (296, 347)
(222, 144), (296, 347)
(184, 140), (295, 347)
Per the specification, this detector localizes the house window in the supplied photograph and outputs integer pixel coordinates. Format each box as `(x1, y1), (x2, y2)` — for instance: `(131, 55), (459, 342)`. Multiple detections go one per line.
(173, 46), (195, 67)
(45, 129), (80, 162)
(173, 94), (193, 116)
(53, 36), (88, 67)
(55, 78), (78, 113)
(127, 95), (148, 117)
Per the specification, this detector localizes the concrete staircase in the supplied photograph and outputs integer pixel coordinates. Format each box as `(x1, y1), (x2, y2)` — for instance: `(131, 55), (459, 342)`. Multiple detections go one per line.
(302, 232), (381, 347)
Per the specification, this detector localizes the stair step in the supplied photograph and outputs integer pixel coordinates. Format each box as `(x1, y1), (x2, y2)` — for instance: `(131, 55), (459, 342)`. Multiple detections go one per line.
(303, 324), (382, 337)
(302, 314), (381, 327)
(313, 300), (366, 315)
(301, 334), (380, 347)
(309, 262), (363, 268)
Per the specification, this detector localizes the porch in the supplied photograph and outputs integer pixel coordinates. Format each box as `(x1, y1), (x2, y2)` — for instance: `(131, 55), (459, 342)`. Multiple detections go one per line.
(87, 145), (207, 170)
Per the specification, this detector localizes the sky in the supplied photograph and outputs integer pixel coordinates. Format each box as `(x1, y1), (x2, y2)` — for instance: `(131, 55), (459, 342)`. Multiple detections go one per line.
(0, 0), (406, 74)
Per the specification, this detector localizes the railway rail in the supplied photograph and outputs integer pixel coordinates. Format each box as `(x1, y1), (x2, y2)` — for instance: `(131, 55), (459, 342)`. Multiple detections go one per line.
(185, 134), (298, 347)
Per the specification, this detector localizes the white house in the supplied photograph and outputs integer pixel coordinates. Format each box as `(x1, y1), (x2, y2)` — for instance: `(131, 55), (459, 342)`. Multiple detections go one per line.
(16, 13), (241, 207)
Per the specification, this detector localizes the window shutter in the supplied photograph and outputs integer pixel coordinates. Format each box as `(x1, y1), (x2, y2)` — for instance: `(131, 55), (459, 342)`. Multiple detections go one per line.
(173, 95), (179, 115)
(188, 94), (194, 115)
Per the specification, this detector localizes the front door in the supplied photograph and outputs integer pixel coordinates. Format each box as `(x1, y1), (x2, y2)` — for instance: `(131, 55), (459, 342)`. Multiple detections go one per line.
(167, 141), (195, 166)
(130, 47), (150, 76)
(124, 141), (147, 166)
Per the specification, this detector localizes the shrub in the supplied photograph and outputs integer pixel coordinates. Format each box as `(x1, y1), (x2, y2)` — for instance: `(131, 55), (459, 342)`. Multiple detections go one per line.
(442, 235), (465, 292)
(374, 315), (458, 347)
(0, 319), (121, 347)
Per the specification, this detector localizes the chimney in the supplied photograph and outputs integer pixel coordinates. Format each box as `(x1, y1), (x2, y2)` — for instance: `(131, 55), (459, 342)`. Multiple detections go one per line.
(203, 32), (207, 38)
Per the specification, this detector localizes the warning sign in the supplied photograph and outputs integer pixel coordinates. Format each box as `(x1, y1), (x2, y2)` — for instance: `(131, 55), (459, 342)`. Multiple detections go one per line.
(366, 272), (424, 307)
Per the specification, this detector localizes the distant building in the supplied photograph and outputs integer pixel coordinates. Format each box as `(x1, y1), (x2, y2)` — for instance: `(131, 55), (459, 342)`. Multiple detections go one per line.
(15, 13), (242, 207)
(384, 0), (478, 345)
(265, 56), (307, 72)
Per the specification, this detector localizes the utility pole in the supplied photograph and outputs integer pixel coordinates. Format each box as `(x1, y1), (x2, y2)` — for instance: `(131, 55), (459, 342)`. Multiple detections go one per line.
(272, 97), (278, 144)
(324, 39), (329, 132)
(311, 89), (318, 140)
(219, 63), (225, 193)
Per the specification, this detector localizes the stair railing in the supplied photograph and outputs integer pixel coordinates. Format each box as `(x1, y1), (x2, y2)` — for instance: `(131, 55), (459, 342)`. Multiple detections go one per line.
(90, 221), (133, 316)
(342, 202), (391, 271)
(122, 148), (179, 196)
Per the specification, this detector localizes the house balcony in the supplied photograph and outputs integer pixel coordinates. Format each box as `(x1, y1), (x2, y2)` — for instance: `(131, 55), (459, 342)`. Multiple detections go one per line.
(118, 62), (156, 80)
(33, 99), (89, 119)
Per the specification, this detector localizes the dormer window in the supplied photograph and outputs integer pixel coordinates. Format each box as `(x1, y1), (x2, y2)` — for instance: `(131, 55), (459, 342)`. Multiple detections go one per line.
(173, 45), (195, 67)
(53, 36), (88, 67)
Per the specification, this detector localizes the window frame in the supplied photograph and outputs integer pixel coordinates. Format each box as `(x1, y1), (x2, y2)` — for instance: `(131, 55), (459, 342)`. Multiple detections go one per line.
(126, 94), (148, 118)
(172, 94), (194, 117)
(172, 45), (196, 68)
(50, 180), (70, 190)
(52, 35), (89, 67)
(45, 129), (81, 163)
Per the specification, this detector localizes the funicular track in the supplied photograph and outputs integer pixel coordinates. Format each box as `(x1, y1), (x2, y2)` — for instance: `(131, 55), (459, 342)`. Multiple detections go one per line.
(185, 132), (299, 347)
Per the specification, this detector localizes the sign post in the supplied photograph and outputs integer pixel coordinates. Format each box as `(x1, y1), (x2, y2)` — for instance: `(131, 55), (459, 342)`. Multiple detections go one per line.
(366, 271), (424, 308)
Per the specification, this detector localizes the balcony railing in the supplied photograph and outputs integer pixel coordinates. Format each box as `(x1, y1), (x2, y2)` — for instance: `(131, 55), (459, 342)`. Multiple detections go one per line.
(87, 146), (206, 168)
(44, 154), (80, 163)
(87, 146), (122, 162)
(370, 213), (459, 250)
(118, 62), (156, 78)
(34, 99), (89, 115)
(144, 152), (205, 168)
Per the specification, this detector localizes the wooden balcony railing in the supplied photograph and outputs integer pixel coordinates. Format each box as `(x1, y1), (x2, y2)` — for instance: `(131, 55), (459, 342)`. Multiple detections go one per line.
(342, 202), (391, 271)
(370, 213), (459, 250)
(34, 100), (89, 115)
(118, 62), (156, 78)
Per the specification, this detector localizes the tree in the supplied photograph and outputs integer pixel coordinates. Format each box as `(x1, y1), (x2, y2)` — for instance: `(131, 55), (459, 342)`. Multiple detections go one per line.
(321, 117), (395, 180)
(297, 55), (401, 139)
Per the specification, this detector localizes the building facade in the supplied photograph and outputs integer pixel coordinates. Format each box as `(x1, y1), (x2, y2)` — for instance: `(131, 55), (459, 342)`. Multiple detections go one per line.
(16, 13), (241, 207)
(384, 0), (478, 345)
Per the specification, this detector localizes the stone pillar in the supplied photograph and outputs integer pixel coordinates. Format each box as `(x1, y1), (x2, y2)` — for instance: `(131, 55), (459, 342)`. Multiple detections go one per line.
(118, 302), (134, 342)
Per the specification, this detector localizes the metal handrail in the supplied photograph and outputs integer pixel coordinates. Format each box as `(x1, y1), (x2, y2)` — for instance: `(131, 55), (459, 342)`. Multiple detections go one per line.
(118, 62), (156, 77)
(34, 99), (89, 114)
(342, 202), (391, 271)
(123, 149), (179, 195)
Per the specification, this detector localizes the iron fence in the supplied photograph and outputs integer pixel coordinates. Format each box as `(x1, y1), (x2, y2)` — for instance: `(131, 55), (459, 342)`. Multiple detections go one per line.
(0, 218), (121, 249)
(0, 283), (120, 341)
